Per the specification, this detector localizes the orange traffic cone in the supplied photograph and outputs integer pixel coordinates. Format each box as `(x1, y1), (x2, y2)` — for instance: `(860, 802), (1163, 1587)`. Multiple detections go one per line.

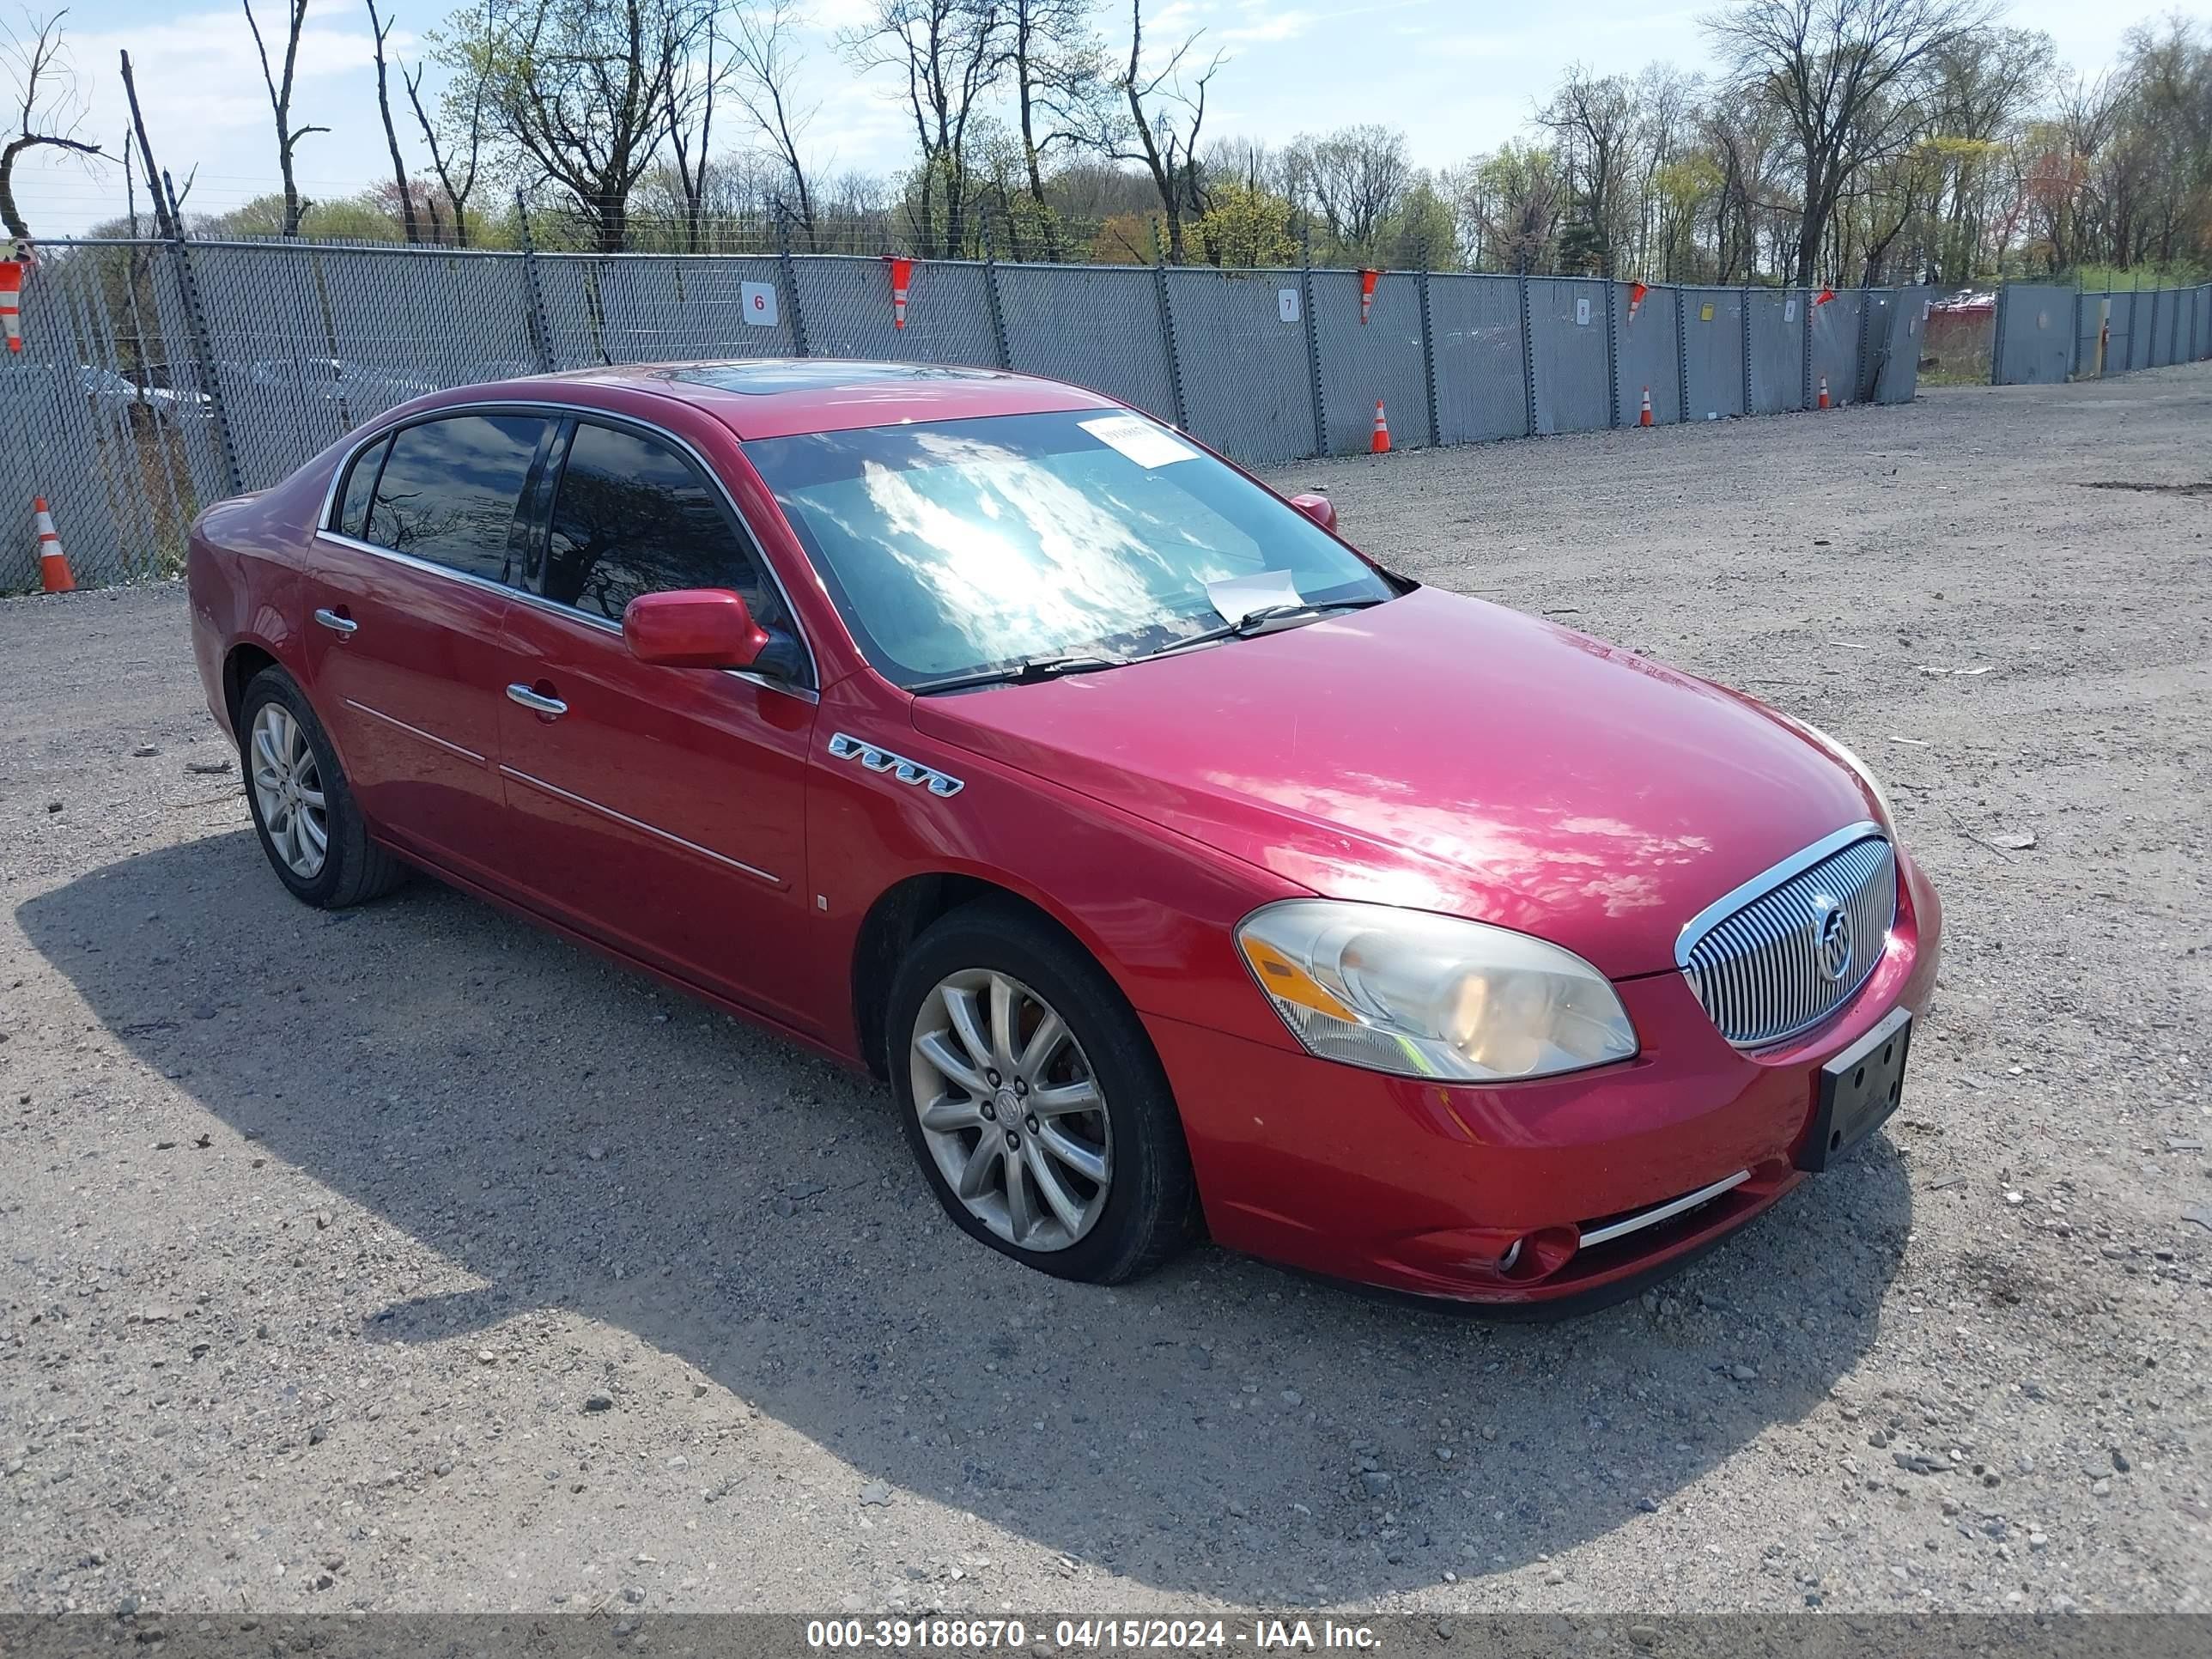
(1818, 375), (1831, 410)
(1370, 400), (1391, 454)
(1638, 386), (1654, 427)
(0, 258), (22, 353)
(34, 496), (74, 592)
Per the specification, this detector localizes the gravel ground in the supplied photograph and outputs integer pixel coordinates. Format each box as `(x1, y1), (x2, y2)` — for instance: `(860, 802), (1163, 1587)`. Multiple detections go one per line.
(3, 367), (2209, 1620)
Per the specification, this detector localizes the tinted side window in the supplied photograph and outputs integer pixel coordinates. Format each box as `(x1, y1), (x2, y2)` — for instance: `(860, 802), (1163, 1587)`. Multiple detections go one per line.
(364, 414), (550, 582)
(333, 434), (390, 538)
(542, 422), (784, 629)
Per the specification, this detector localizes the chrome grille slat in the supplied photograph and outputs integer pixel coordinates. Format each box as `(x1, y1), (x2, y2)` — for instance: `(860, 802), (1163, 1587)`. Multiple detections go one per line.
(1680, 833), (1896, 1048)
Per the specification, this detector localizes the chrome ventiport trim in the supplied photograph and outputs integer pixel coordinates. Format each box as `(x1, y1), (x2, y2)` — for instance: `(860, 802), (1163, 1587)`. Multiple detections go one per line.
(827, 732), (964, 797)
(1674, 820), (1883, 969)
(1578, 1170), (1749, 1249)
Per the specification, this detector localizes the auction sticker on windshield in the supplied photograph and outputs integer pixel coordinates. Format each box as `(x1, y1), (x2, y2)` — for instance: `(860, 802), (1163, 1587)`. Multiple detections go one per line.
(1080, 413), (1198, 468)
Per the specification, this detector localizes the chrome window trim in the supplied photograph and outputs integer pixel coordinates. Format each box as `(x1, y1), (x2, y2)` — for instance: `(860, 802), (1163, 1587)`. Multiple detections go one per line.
(499, 765), (784, 887)
(1673, 819), (1884, 969)
(1578, 1170), (1749, 1249)
(311, 397), (818, 694)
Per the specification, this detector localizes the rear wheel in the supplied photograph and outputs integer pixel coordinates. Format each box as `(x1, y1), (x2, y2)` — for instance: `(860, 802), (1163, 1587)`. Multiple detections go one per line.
(888, 902), (1200, 1283)
(240, 666), (405, 908)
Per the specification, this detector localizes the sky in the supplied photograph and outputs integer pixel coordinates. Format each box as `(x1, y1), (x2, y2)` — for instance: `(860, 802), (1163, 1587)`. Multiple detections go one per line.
(18, 0), (2212, 240)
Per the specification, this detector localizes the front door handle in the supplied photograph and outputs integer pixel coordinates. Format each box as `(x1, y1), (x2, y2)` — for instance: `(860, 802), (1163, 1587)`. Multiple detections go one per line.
(506, 683), (568, 719)
(313, 607), (358, 637)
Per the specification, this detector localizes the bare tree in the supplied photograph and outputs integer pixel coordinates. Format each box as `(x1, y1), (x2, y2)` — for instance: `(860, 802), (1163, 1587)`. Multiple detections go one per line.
(1705, 0), (1996, 284)
(1285, 125), (1412, 260)
(1007, 0), (1101, 257)
(242, 0), (328, 237)
(840, 0), (1008, 258)
(1540, 67), (1635, 275)
(727, 0), (817, 246)
(408, 1), (492, 246)
(365, 0), (422, 243)
(482, 0), (696, 252)
(665, 0), (725, 251)
(1111, 0), (1218, 263)
(0, 9), (100, 243)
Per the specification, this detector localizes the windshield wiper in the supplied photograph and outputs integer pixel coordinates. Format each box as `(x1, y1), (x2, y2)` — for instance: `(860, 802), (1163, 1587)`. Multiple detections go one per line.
(907, 653), (1129, 696)
(1147, 595), (1391, 659)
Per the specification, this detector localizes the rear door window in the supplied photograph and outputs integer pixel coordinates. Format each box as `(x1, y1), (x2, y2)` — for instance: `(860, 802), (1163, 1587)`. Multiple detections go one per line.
(363, 413), (552, 584)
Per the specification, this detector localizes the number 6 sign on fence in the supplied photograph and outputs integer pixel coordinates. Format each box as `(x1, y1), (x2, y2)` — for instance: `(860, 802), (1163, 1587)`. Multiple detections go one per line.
(741, 280), (779, 327)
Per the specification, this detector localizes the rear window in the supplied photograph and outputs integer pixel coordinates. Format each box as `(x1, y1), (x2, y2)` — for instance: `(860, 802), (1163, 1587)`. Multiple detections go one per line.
(363, 414), (551, 583)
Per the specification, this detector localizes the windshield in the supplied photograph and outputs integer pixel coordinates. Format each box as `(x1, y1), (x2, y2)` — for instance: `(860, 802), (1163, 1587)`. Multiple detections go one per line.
(744, 410), (1395, 688)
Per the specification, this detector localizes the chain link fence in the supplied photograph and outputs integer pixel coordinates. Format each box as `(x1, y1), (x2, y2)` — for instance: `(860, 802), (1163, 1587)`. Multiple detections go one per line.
(1998, 281), (2212, 385)
(4, 236), (1940, 593)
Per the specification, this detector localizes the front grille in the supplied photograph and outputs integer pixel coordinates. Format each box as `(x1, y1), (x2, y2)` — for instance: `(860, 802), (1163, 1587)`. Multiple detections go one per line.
(1681, 834), (1896, 1047)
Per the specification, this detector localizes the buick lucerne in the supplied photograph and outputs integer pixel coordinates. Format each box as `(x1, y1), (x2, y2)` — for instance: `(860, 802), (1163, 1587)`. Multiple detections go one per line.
(186, 361), (1940, 1308)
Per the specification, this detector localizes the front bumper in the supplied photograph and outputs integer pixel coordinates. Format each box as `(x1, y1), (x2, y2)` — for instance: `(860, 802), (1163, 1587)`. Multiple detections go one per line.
(1145, 848), (1942, 1309)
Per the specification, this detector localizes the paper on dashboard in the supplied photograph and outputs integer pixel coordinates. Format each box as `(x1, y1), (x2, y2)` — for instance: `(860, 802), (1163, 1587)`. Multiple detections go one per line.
(1203, 568), (1304, 623)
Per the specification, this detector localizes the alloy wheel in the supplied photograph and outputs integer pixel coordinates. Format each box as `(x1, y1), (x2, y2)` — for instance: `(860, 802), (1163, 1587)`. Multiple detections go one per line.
(249, 702), (329, 880)
(908, 969), (1112, 1252)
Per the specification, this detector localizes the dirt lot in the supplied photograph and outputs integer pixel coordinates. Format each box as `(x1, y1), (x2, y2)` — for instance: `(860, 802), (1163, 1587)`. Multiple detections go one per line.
(3, 367), (2209, 1620)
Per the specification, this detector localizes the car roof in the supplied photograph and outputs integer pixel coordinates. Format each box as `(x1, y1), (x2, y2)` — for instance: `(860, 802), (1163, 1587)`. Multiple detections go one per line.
(455, 359), (1123, 441)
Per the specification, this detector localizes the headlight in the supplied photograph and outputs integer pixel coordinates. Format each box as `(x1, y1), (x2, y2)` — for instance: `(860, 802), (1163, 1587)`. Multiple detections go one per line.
(1236, 900), (1638, 1083)
(1794, 718), (1894, 828)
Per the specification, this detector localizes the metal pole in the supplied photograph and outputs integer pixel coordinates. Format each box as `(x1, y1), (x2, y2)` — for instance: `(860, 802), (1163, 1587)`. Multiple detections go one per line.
(1738, 281), (1753, 415)
(165, 231), (244, 497)
(1516, 268), (1536, 436)
(1674, 283), (1689, 422)
(1800, 286), (1814, 409)
(1989, 283), (2008, 386)
(1419, 264), (1441, 447)
(1602, 278), (1620, 428)
(514, 191), (556, 374)
(1151, 221), (1190, 434)
(776, 219), (811, 358)
(1299, 228), (1327, 455)
(980, 216), (1012, 372)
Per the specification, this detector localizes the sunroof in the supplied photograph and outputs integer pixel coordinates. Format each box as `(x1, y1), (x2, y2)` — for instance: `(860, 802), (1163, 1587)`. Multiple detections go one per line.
(665, 362), (1008, 395)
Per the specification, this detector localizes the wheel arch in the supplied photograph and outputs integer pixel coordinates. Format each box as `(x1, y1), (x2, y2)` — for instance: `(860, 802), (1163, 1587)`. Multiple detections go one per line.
(223, 641), (282, 734)
(849, 871), (1120, 1080)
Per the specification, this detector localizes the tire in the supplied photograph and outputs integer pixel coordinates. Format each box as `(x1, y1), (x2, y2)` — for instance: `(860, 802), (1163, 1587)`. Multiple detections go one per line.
(239, 665), (406, 909)
(887, 899), (1200, 1284)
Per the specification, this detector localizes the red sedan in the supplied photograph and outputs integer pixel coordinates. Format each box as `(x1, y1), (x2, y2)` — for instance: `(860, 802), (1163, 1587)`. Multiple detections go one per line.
(186, 361), (1940, 1309)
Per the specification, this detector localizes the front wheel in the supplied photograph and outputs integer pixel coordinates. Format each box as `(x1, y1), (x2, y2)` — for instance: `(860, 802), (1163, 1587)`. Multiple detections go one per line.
(887, 901), (1200, 1284)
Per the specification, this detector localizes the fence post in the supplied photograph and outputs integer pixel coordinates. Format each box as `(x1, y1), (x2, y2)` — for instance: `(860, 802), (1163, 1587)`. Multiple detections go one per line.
(1150, 224), (1190, 434)
(1674, 283), (1689, 422)
(1738, 281), (1753, 414)
(1602, 277), (1620, 428)
(1299, 231), (1326, 455)
(1989, 283), (2008, 386)
(1419, 264), (1441, 448)
(1800, 286), (1814, 409)
(777, 222), (811, 358)
(980, 218), (1012, 371)
(165, 236), (244, 497)
(1852, 287), (1873, 403)
(1516, 269), (1536, 436)
(514, 192), (556, 374)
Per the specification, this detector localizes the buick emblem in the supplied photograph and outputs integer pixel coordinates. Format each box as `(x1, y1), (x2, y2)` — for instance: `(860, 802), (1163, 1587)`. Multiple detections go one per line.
(1812, 896), (1853, 982)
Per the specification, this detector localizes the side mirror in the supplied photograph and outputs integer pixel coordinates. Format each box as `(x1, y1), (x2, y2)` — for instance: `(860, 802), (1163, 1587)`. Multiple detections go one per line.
(1290, 492), (1337, 533)
(622, 588), (770, 670)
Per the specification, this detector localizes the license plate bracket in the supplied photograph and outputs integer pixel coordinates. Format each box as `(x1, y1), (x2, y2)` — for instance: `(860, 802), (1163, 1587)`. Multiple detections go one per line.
(1800, 1006), (1913, 1173)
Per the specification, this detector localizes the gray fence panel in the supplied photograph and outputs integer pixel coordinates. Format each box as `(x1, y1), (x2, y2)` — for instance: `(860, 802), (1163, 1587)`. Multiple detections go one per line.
(996, 264), (1176, 423)
(1525, 277), (1611, 434)
(317, 247), (544, 402)
(1869, 289), (1927, 404)
(191, 244), (367, 488)
(2198, 287), (2211, 359)
(1809, 292), (1863, 404)
(791, 256), (999, 368)
(2146, 289), (2171, 368)
(1312, 268), (1431, 453)
(537, 254), (796, 364)
(1428, 273), (1527, 443)
(1163, 267), (1314, 464)
(2130, 293), (2154, 371)
(1747, 289), (1805, 414)
(1681, 289), (1745, 419)
(2074, 294), (2105, 377)
(2105, 292), (2134, 372)
(1612, 283), (1680, 426)
(1994, 284), (2075, 385)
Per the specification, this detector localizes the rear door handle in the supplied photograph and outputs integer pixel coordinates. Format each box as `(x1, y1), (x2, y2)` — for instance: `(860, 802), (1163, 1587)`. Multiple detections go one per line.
(313, 607), (357, 637)
(506, 683), (568, 719)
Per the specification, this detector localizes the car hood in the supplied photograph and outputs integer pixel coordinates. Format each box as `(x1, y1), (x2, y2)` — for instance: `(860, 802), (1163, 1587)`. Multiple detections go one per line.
(910, 586), (1880, 978)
